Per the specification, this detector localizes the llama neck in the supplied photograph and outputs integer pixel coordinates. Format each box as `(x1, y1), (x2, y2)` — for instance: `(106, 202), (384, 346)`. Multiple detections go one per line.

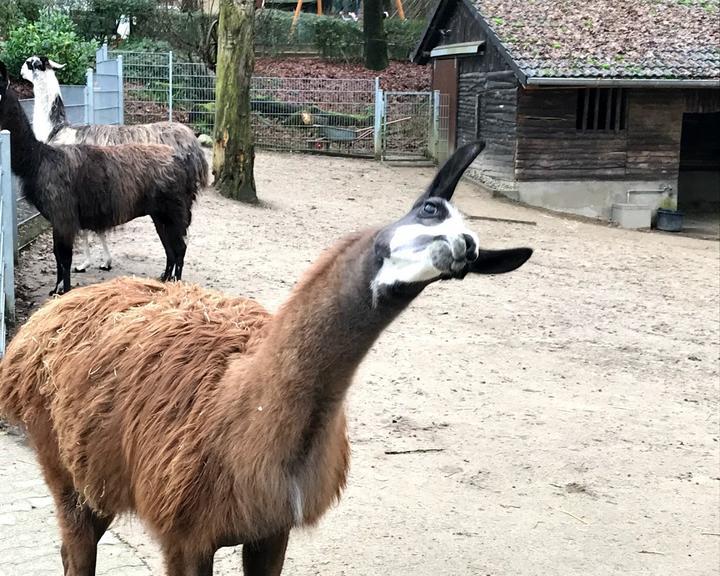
(0, 90), (44, 179)
(236, 231), (420, 458)
(33, 75), (68, 141)
(265, 231), (412, 392)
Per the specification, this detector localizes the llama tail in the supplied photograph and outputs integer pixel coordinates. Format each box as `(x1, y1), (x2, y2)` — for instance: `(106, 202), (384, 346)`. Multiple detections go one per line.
(193, 142), (210, 188)
(177, 137), (209, 188)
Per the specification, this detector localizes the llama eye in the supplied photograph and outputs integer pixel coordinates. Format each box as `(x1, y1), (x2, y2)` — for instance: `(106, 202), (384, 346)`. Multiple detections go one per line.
(422, 202), (438, 217)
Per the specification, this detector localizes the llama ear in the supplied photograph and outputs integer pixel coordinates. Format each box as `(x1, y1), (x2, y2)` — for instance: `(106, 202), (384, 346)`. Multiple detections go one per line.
(48, 60), (66, 71)
(415, 141), (485, 205)
(467, 247), (533, 275)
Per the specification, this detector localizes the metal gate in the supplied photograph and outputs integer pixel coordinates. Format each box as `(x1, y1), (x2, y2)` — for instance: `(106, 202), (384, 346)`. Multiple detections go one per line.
(381, 91), (449, 162)
(0, 131), (16, 355)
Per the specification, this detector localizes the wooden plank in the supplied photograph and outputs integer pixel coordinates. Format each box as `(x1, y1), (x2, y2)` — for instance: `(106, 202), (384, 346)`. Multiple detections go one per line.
(593, 89), (600, 130)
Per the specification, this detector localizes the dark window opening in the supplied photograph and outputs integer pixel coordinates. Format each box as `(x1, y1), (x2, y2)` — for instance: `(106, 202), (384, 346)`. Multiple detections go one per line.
(576, 87), (626, 131)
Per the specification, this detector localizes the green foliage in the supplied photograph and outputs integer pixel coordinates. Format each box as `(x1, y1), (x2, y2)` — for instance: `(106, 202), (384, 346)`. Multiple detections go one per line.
(254, 10), (424, 62)
(71, 0), (157, 41)
(255, 9), (322, 54)
(132, 9), (213, 61)
(115, 37), (173, 54)
(0, 0), (44, 38)
(314, 16), (363, 60)
(383, 18), (425, 60)
(1, 9), (97, 84)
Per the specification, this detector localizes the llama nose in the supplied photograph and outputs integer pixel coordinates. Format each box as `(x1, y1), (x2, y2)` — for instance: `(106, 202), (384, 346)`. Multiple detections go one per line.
(463, 234), (477, 260)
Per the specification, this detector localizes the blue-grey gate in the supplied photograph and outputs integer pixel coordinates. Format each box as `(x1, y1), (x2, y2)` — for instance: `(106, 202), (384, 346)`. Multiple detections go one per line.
(0, 131), (16, 355)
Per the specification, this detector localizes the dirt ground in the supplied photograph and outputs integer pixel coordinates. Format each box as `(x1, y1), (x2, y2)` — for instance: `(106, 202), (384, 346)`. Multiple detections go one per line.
(4, 151), (720, 575)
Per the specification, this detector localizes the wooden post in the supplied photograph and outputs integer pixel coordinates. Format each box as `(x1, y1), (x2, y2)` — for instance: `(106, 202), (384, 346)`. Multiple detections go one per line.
(317, 0), (323, 15)
(291, 0), (303, 34)
(395, 0), (405, 19)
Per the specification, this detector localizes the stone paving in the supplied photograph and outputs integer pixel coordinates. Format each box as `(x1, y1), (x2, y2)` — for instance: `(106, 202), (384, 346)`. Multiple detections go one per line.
(0, 429), (151, 576)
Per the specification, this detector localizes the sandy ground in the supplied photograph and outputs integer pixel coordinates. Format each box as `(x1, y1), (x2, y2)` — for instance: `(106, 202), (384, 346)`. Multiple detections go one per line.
(1, 151), (719, 575)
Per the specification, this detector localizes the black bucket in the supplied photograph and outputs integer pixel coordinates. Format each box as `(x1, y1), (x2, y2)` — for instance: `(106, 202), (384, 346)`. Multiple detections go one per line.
(656, 208), (684, 232)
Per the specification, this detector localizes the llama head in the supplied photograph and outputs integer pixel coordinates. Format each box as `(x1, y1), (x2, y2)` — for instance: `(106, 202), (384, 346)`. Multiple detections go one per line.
(371, 141), (532, 299)
(20, 56), (65, 84)
(20, 56), (65, 98)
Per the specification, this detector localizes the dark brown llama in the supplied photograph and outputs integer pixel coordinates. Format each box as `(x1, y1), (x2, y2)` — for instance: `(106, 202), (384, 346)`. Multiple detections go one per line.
(0, 61), (198, 294)
(0, 141), (533, 576)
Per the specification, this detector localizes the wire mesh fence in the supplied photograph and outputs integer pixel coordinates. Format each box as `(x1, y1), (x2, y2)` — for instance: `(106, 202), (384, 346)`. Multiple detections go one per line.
(118, 51), (173, 124)
(252, 77), (376, 156)
(111, 50), (448, 161)
(382, 91), (432, 161)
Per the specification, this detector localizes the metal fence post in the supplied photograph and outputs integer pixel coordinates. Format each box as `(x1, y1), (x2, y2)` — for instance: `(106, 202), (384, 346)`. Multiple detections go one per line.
(86, 68), (94, 124)
(373, 78), (384, 160)
(432, 90), (440, 161)
(117, 55), (125, 126)
(0, 130), (16, 327)
(168, 51), (173, 122)
(96, 43), (108, 64)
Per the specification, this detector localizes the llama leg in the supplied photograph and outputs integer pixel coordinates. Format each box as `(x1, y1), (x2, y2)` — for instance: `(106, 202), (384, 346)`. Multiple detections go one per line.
(167, 228), (187, 281)
(151, 217), (176, 282)
(56, 488), (114, 576)
(32, 421), (114, 576)
(98, 232), (112, 271)
(52, 232), (64, 294)
(73, 231), (91, 273)
(52, 230), (74, 295)
(242, 531), (290, 576)
(162, 545), (214, 576)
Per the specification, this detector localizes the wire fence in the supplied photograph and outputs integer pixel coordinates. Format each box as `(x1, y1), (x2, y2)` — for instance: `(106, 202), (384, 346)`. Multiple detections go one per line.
(252, 77), (376, 156)
(112, 50), (448, 161)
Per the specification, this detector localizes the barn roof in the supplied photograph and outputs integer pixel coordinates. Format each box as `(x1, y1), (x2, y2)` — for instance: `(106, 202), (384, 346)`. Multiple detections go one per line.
(414, 0), (720, 85)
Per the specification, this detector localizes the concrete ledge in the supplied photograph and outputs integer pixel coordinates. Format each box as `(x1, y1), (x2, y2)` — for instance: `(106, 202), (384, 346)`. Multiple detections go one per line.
(514, 180), (674, 220)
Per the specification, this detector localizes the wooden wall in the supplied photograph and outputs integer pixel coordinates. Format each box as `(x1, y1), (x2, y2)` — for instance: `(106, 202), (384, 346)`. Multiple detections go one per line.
(625, 90), (684, 180)
(514, 88), (719, 183)
(431, 0), (519, 185)
(436, 0), (483, 48)
(457, 57), (517, 184)
(515, 88), (628, 181)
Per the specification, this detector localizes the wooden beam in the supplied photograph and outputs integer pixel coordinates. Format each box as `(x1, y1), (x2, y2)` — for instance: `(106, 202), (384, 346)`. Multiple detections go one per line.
(593, 88), (600, 130)
(395, 0), (405, 19)
(604, 88), (612, 130)
(317, 0), (322, 15)
(290, 0), (303, 34)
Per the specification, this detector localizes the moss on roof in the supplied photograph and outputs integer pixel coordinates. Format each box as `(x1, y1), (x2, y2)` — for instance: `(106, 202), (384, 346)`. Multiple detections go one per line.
(475, 0), (720, 79)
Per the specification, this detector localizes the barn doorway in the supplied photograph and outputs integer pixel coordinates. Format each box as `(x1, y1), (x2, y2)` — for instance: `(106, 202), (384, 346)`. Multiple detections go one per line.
(432, 58), (458, 153)
(678, 111), (720, 237)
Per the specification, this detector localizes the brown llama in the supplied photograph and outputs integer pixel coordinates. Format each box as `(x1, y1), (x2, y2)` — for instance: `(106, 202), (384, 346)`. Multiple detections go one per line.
(0, 142), (533, 576)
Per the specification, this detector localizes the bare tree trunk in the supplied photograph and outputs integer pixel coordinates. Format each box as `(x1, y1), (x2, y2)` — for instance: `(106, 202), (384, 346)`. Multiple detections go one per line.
(181, 0), (200, 11)
(364, 0), (388, 71)
(213, 0), (257, 203)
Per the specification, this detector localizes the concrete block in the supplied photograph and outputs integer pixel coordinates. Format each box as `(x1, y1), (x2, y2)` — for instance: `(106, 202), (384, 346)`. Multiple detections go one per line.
(611, 203), (651, 229)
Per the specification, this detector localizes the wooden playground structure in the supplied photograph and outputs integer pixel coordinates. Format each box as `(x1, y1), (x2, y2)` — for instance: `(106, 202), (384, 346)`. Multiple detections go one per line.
(290, 0), (406, 28)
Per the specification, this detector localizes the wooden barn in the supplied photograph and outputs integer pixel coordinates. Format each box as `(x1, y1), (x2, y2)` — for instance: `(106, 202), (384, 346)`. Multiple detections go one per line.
(412, 0), (720, 220)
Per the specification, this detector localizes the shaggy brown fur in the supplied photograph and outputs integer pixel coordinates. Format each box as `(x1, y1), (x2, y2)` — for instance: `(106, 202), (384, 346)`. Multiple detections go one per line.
(0, 231), (374, 574)
(0, 140), (532, 575)
(55, 122), (208, 187)
(0, 64), (198, 293)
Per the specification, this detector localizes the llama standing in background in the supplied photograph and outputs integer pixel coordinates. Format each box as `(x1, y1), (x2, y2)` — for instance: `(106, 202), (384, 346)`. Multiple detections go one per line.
(0, 140), (532, 575)
(0, 61), (198, 294)
(22, 55), (208, 272)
